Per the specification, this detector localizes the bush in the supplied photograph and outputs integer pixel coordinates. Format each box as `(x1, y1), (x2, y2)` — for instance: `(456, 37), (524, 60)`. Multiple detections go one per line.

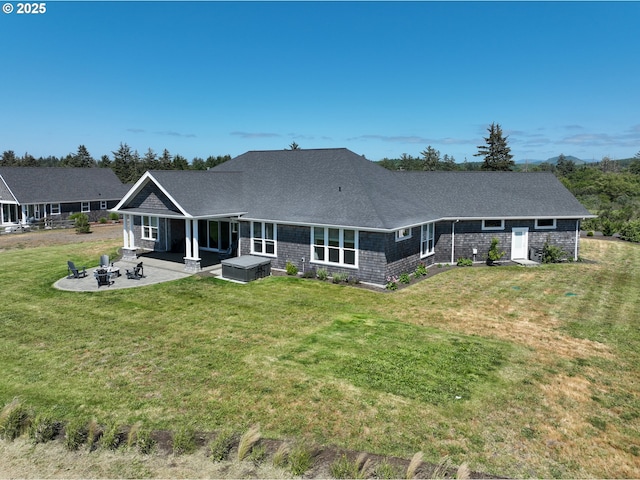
(29, 412), (60, 444)
(414, 263), (428, 276)
(99, 217), (108, 224)
(332, 272), (349, 284)
(398, 273), (411, 284)
(316, 268), (329, 281)
(0, 398), (31, 441)
(172, 425), (197, 455)
(209, 428), (235, 462)
(285, 261), (299, 276)
(301, 268), (316, 278)
(619, 220), (640, 242)
(456, 257), (473, 266)
(486, 237), (505, 265)
(69, 212), (91, 234)
(385, 276), (398, 290)
(108, 212), (120, 221)
(542, 239), (567, 264)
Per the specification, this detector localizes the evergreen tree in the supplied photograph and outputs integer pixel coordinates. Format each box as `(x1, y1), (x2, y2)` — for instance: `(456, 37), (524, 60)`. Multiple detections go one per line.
(1, 150), (18, 166)
(112, 142), (135, 183)
(420, 145), (440, 171)
(288, 141), (300, 150)
(441, 154), (457, 171)
(142, 148), (159, 171)
(191, 157), (206, 170)
(475, 123), (514, 171)
(555, 153), (575, 177)
(98, 155), (112, 168)
(159, 149), (173, 170)
(173, 154), (188, 170)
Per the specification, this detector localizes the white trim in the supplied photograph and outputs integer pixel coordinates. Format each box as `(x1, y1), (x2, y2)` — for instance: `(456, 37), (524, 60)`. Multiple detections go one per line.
(420, 222), (435, 258)
(535, 218), (557, 229)
(81, 201), (90, 213)
(395, 227), (412, 242)
(482, 219), (505, 231)
(141, 215), (159, 240)
(310, 226), (358, 268)
(250, 221), (277, 257)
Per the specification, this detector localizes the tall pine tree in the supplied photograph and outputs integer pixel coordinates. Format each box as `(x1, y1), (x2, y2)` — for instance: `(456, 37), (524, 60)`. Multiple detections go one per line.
(475, 123), (514, 171)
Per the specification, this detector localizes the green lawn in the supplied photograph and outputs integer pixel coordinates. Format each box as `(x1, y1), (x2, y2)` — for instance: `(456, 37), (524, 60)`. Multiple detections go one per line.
(0, 238), (638, 478)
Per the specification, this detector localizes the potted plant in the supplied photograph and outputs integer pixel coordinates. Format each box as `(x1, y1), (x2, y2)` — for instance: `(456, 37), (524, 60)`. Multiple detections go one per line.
(486, 237), (505, 266)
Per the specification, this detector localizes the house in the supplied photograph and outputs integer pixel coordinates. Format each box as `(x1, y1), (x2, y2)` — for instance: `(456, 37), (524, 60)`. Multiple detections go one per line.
(0, 167), (128, 229)
(111, 148), (594, 285)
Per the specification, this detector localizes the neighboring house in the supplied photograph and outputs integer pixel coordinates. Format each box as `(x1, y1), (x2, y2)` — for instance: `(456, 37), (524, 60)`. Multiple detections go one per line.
(0, 167), (128, 228)
(112, 148), (594, 285)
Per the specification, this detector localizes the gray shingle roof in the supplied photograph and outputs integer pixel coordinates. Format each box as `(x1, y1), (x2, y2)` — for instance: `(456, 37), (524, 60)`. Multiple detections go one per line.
(395, 171), (592, 219)
(117, 148), (592, 230)
(0, 167), (128, 204)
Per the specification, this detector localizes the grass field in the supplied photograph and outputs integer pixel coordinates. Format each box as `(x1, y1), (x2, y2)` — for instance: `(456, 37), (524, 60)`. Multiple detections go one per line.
(0, 237), (638, 478)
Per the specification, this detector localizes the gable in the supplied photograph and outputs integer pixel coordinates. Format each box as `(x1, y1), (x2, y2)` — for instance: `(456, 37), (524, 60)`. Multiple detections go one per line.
(128, 181), (181, 213)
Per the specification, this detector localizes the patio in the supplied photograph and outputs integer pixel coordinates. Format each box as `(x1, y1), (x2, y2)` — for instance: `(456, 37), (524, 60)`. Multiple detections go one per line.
(54, 251), (223, 292)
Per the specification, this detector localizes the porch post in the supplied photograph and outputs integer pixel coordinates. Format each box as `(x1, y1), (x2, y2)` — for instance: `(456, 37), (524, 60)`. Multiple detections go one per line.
(183, 218), (201, 273)
(574, 219), (580, 261)
(121, 214), (138, 261)
(185, 219), (192, 259)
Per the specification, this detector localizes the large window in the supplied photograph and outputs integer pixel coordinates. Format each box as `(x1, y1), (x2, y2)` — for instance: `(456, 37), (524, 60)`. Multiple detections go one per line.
(421, 222), (435, 257)
(251, 222), (276, 256)
(141, 216), (158, 240)
(312, 227), (357, 267)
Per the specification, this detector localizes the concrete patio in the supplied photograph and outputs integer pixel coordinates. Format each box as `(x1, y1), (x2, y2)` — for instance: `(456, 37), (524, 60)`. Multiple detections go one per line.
(54, 251), (223, 292)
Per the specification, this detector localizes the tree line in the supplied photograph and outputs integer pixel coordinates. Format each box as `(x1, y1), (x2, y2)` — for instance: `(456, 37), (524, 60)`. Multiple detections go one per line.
(0, 144), (231, 183)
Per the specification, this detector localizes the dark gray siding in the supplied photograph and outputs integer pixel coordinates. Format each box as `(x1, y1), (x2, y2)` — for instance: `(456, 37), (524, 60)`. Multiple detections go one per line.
(129, 183), (180, 212)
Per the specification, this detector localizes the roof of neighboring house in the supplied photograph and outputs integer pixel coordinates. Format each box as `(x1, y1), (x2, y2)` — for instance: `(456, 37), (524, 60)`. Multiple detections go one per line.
(0, 167), (128, 204)
(114, 148), (593, 230)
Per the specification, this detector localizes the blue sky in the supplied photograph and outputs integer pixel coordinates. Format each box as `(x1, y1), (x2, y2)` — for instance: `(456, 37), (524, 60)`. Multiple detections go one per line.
(1, 1), (639, 163)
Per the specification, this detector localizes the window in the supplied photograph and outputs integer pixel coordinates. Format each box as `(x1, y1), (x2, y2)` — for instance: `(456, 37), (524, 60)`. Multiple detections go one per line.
(141, 216), (158, 240)
(535, 218), (556, 229)
(482, 219), (504, 230)
(81, 202), (90, 213)
(251, 222), (276, 256)
(100, 200), (108, 210)
(421, 223), (435, 257)
(312, 227), (357, 267)
(50, 203), (60, 215)
(395, 227), (412, 242)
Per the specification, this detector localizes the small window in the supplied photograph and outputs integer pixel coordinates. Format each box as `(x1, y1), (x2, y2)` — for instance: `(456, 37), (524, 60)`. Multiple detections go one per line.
(395, 227), (412, 242)
(251, 221), (276, 256)
(482, 219), (504, 230)
(535, 219), (556, 229)
(100, 200), (108, 210)
(81, 202), (90, 213)
(50, 203), (60, 215)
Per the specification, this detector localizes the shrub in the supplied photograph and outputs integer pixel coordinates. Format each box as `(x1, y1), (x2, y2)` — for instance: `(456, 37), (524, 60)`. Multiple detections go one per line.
(587, 230), (594, 236)
(108, 212), (120, 221)
(414, 263), (428, 276)
(0, 398), (31, 441)
(398, 273), (411, 284)
(64, 419), (88, 451)
(172, 425), (197, 455)
(486, 237), (505, 264)
(347, 275), (360, 285)
(285, 261), (299, 276)
(385, 276), (398, 290)
(332, 272), (349, 284)
(457, 257), (473, 266)
(316, 268), (329, 281)
(99, 217), (108, 224)
(100, 421), (123, 450)
(237, 425), (261, 461)
(301, 268), (316, 278)
(288, 441), (313, 476)
(542, 239), (566, 264)
(619, 220), (640, 242)
(29, 412), (60, 444)
(209, 428), (235, 462)
(69, 212), (91, 234)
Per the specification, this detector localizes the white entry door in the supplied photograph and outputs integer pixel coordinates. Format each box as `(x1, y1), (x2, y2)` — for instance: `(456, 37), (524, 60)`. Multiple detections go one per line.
(511, 227), (529, 260)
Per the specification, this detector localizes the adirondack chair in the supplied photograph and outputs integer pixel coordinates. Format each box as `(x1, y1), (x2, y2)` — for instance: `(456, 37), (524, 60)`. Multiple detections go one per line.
(67, 260), (87, 279)
(218, 241), (237, 260)
(95, 268), (113, 287)
(126, 262), (144, 280)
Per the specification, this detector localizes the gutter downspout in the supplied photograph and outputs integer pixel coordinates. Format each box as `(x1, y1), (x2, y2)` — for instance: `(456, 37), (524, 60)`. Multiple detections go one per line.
(451, 220), (459, 264)
(575, 219), (580, 261)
